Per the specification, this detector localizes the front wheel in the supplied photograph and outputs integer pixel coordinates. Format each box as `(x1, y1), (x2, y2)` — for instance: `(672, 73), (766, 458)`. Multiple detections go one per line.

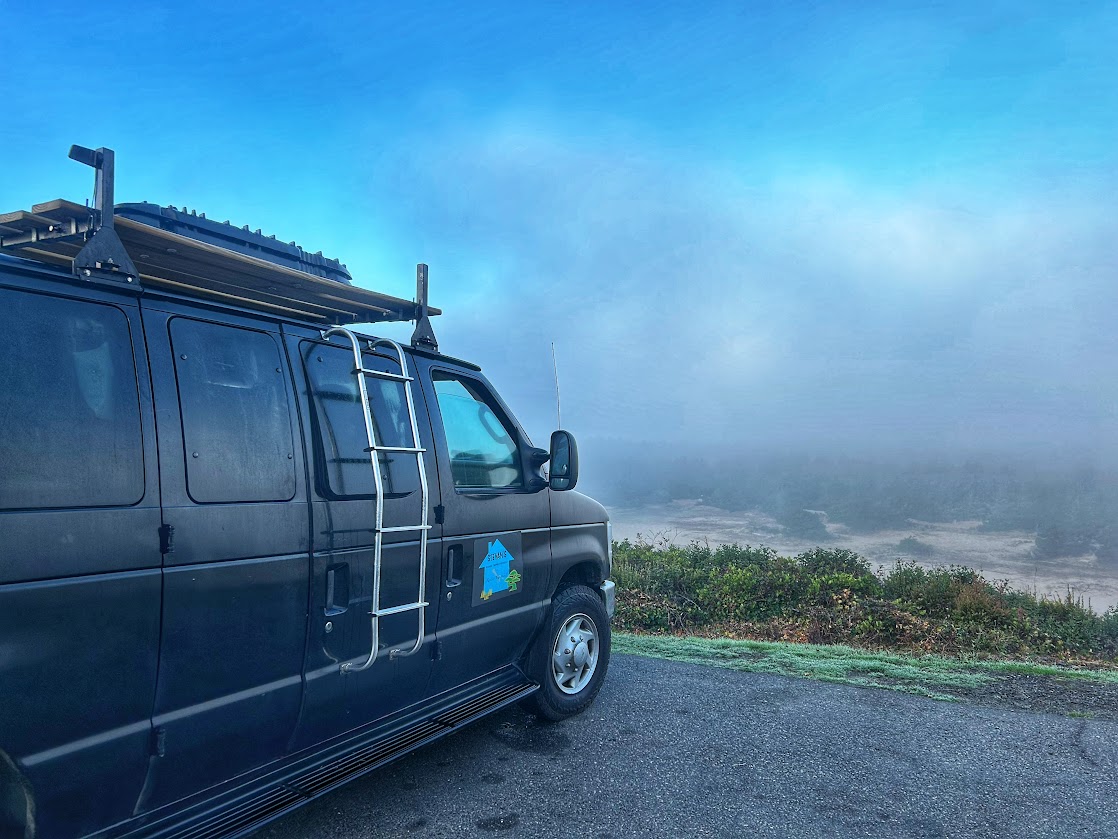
(523, 584), (611, 721)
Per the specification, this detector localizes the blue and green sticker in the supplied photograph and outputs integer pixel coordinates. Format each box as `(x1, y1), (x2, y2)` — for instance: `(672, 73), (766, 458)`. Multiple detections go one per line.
(473, 532), (524, 606)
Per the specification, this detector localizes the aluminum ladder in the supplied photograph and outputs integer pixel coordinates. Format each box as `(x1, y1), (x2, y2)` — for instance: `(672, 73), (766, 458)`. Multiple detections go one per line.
(321, 327), (430, 672)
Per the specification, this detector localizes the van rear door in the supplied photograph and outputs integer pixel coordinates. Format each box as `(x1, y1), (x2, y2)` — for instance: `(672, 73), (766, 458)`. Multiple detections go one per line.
(0, 276), (161, 838)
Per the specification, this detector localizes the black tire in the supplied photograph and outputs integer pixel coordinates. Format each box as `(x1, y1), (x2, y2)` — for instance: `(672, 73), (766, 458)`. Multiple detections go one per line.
(523, 584), (611, 721)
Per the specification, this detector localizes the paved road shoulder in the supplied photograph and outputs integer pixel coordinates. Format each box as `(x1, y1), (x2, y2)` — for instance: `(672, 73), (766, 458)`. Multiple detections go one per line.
(258, 654), (1118, 838)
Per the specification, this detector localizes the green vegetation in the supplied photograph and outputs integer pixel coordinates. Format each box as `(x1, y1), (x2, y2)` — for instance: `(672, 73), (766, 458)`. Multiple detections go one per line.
(612, 539), (1118, 661)
(613, 633), (1118, 701)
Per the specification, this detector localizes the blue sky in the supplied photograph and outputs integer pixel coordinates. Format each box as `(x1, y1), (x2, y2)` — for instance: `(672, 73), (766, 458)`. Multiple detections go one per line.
(2, 1), (1116, 458)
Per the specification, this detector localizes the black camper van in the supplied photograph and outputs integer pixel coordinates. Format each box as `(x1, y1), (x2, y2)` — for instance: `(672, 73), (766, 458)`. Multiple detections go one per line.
(0, 147), (614, 839)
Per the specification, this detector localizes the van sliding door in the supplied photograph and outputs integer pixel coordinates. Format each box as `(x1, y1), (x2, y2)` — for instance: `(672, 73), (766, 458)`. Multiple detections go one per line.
(285, 329), (439, 748)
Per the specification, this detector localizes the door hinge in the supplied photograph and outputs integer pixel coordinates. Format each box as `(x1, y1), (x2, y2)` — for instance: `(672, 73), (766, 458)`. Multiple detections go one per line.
(151, 726), (166, 758)
(430, 639), (442, 661)
(159, 524), (175, 555)
(434, 505), (445, 525)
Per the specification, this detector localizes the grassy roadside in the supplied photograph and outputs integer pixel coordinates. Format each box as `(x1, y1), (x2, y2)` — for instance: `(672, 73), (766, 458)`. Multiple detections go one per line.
(609, 538), (1118, 715)
(615, 633), (1118, 696)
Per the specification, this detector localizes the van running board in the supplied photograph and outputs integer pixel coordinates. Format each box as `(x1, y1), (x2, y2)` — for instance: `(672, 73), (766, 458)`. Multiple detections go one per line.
(146, 680), (537, 839)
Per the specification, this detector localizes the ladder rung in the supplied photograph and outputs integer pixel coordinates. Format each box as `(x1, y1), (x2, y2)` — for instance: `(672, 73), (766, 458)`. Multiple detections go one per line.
(374, 601), (429, 617)
(379, 524), (432, 533)
(363, 445), (425, 454)
(356, 367), (413, 382)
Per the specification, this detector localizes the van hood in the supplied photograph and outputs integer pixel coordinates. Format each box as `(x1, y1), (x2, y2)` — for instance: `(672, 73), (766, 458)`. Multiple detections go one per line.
(550, 490), (609, 528)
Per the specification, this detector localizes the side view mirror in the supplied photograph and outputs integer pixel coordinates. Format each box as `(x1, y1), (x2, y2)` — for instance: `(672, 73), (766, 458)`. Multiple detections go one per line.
(548, 430), (578, 492)
(526, 447), (550, 492)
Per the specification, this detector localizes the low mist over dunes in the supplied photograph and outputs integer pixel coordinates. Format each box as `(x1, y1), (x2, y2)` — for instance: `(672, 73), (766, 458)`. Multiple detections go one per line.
(583, 448), (1118, 613)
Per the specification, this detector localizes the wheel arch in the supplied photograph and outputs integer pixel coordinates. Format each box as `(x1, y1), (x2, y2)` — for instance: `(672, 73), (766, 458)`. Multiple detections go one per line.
(553, 560), (603, 596)
(548, 520), (610, 604)
(0, 749), (35, 839)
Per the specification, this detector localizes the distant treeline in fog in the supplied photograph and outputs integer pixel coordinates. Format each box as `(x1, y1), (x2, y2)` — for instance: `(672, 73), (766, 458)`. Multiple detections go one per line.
(582, 445), (1118, 563)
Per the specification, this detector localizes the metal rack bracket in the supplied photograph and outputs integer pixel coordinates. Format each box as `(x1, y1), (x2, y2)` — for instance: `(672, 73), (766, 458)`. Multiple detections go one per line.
(411, 263), (439, 352)
(67, 145), (139, 285)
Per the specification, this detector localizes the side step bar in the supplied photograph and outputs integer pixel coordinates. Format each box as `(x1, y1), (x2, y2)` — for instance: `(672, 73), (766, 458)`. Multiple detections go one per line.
(136, 680), (537, 839)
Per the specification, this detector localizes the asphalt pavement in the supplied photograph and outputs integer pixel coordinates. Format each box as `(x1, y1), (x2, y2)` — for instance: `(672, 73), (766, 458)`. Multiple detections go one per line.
(254, 653), (1118, 838)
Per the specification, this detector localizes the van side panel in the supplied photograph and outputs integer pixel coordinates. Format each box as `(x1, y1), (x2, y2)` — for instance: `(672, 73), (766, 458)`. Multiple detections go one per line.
(138, 303), (310, 811)
(0, 572), (161, 836)
(0, 277), (161, 838)
(548, 490), (611, 588)
(0, 508), (160, 582)
(151, 556), (305, 791)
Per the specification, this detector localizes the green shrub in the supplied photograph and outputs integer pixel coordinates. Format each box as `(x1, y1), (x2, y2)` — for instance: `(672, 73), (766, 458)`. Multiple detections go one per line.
(880, 559), (929, 603)
(797, 547), (873, 577)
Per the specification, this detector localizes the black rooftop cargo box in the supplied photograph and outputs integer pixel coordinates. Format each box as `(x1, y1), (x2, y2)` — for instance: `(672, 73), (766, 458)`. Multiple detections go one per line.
(114, 202), (354, 285)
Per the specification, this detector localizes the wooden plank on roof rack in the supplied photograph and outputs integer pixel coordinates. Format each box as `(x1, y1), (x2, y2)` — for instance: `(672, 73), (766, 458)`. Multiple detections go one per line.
(317, 291), (393, 312)
(2, 198), (440, 324)
(19, 246), (78, 269)
(113, 217), (434, 323)
(0, 210), (61, 232)
(31, 199), (91, 221)
(142, 274), (333, 320)
(129, 251), (390, 321)
(19, 239), (341, 321)
(131, 257), (364, 319)
(0, 200), (91, 247)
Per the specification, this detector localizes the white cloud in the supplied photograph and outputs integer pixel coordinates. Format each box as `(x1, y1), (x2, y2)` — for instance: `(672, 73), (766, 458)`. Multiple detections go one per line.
(365, 117), (1117, 456)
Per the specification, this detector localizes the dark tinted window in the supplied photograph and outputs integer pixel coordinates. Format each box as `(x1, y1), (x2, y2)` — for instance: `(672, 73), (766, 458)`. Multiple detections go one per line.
(0, 288), (144, 510)
(432, 373), (523, 489)
(170, 319), (296, 503)
(303, 341), (421, 499)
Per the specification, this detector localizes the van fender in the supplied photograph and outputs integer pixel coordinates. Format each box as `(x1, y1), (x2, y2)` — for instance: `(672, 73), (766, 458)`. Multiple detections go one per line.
(552, 560), (604, 597)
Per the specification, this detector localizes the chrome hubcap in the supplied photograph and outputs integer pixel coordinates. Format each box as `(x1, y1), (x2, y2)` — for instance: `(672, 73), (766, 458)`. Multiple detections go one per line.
(551, 613), (599, 695)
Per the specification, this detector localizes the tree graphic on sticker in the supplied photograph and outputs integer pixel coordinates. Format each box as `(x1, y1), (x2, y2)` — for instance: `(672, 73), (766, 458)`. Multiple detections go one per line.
(479, 538), (514, 596)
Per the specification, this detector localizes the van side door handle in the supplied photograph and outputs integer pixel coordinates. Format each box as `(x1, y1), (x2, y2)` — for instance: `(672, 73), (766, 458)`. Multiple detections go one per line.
(326, 563), (349, 616)
(446, 545), (464, 587)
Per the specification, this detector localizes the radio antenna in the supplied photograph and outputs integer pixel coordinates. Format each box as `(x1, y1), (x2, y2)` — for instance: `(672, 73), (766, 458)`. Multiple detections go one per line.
(551, 341), (562, 429)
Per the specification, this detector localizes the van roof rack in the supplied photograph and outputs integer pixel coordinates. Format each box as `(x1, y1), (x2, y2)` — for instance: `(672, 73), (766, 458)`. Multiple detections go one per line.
(0, 145), (440, 347)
